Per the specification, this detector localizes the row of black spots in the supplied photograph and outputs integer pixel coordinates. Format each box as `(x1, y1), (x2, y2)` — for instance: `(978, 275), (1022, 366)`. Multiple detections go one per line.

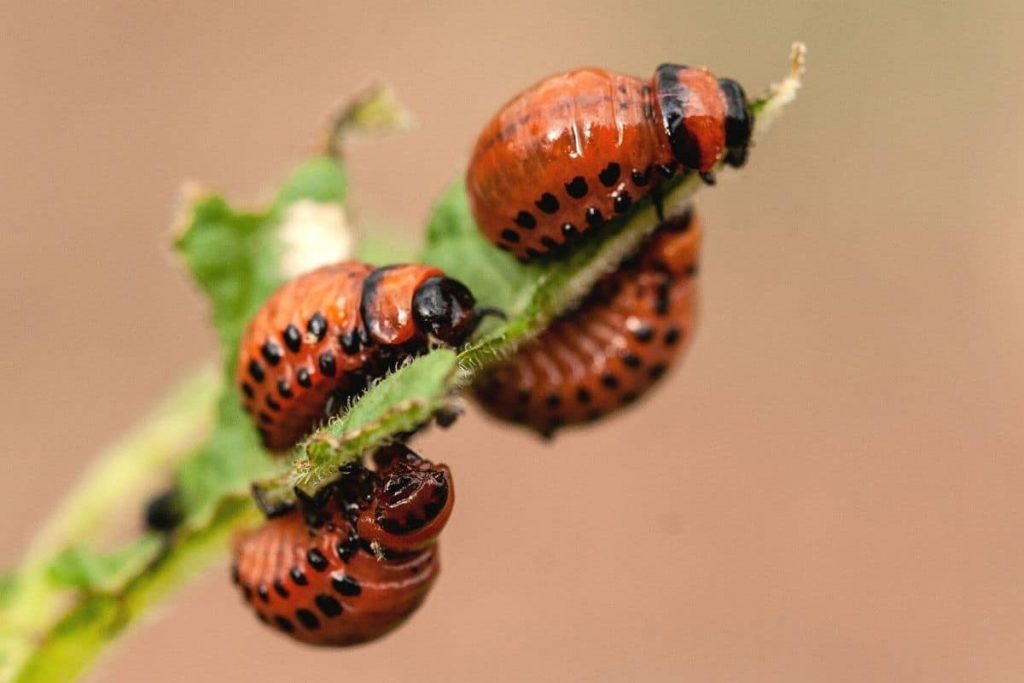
(246, 312), (332, 386)
(498, 161), (656, 254)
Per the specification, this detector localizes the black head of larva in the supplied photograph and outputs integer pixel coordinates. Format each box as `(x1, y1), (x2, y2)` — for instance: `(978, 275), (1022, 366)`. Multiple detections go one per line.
(412, 276), (480, 345)
(655, 64), (754, 172)
(718, 78), (753, 168)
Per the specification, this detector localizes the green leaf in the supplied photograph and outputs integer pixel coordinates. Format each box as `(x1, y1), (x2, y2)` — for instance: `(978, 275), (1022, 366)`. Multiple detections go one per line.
(14, 498), (260, 683)
(420, 183), (540, 312)
(46, 537), (163, 595)
(256, 350), (459, 505)
(174, 397), (277, 528)
(175, 157), (349, 373)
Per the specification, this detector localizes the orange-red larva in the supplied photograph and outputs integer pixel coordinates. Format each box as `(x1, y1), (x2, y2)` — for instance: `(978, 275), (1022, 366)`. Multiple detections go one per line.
(466, 65), (749, 261)
(237, 262), (484, 450)
(473, 209), (702, 436)
(232, 444), (453, 646)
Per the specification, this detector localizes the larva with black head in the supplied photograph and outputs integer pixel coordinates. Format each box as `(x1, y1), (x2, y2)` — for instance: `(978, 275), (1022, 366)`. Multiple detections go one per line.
(232, 444), (453, 646)
(467, 64), (751, 261)
(237, 262), (489, 451)
(473, 209), (702, 436)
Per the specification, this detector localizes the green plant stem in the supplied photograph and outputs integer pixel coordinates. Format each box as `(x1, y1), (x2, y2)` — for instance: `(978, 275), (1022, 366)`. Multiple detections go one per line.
(14, 499), (259, 683)
(0, 368), (219, 683)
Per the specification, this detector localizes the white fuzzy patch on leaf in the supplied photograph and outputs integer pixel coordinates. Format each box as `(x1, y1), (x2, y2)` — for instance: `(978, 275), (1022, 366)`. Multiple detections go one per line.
(278, 200), (354, 278)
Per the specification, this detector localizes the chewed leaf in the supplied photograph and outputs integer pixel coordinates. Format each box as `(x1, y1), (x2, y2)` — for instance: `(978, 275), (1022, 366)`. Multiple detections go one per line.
(174, 158), (351, 375)
(421, 183), (540, 312)
(47, 537), (163, 595)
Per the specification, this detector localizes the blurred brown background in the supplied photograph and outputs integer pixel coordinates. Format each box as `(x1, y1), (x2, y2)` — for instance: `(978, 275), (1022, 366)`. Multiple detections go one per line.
(2, 1), (1022, 681)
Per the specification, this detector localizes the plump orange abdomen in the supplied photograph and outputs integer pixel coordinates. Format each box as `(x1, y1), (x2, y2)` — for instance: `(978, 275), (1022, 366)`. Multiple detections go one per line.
(473, 210), (702, 436)
(232, 446), (453, 646)
(236, 262), (447, 451)
(467, 64), (750, 262)
(467, 68), (675, 262)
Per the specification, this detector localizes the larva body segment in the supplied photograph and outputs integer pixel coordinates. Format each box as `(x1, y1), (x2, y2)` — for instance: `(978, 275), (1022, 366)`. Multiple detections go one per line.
(232, 445), (453, 646)
(237, 262), (482, 450)
(473, 210), (702, 436)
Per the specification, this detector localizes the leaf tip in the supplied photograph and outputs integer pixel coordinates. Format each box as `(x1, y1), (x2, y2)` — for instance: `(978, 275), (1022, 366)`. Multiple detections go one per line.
(752, 42), (806, 135)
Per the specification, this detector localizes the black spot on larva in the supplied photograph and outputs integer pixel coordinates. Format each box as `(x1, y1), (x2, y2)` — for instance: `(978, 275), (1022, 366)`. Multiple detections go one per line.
(515, 211), (536, 229)
(258, 427), (271, 442)
(248, 359), (265, 383)
(257, 583), (270, 603)
(685, 264), (699, 278)
(586, 410), (603, 422)
(622, 392), (638, 405)
(231, 565), (240, 585)
(283, 324), (302, 352)
(242, 584), (253, 601)
(623, 353), (642, 369)
(643, 102), (655, 120)
(500, 228), (521, 243)
(315, 594), (343, 618)
(256, 612), (269, 624)
(614, 192), (633, 214)
(274, 616), (295, 633)
(657, 162), (678, 178)
(526, 248), (543, 260)
(541, 236), (559, 250)
(241, 383), (254, 398)
(335, 538), (357, 563)
(339, 330), (361, 354)
(565, 176), (588, 199)
(585, 207), (604, 228)
(496, 243), (512, 252)
(277, 379), (293, 399)
(260, 340), (283, 366)
(632, 324), (655, 343)
(296, 608), (320, 630)
(332, 574), (362, 596)
(561, 223), (579, 238)
(306, 548), (328, 571)
(307, 312), (327, 341)
(700, 171), (716, 186)
(535, 193), (559, 214)
(632, 167), (651, 186)
(258, 411), (273, 425)
(649, 363), (668, 380)
(296, 368), (312, 388)
(599, 162), (621, 187)
(665, 327), (681, 346)
(318, 352), (337, 377)
(600, 372), (620, 389)
(618, 84), (627, 94)
(266, 396), (281, 412)
(546, 393), (561, 409)
(655, 281), (671, 315)
(516, 389), (531, 405)
(273, 579), (289, 598)
(576, 387), (592, 404)
(290, 566), (308, 585)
